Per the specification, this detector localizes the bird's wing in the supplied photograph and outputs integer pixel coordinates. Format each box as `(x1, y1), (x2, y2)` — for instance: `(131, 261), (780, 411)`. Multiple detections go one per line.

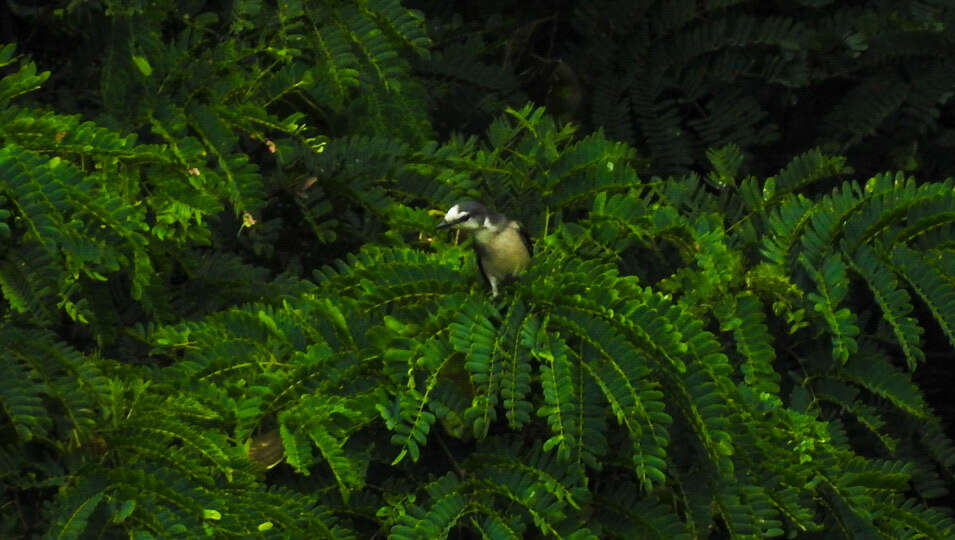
(472, 243), (491, 287)
(517, 223), (533, 258)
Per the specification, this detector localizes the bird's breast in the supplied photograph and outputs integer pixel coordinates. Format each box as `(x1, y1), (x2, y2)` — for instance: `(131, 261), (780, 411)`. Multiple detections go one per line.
(475, 227), (531, 277)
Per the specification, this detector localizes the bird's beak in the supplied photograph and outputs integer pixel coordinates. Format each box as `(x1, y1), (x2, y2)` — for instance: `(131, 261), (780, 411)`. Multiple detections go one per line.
(436, 220), (451, 229)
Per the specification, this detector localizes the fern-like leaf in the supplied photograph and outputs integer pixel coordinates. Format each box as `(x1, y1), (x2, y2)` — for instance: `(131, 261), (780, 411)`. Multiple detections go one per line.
(449, 300), (502, 438)
(801, 253), (860, 363)
(43, 474), (106, 540)
(0, 44), (50, 105)
(893, 245), (955, 349)
(718, 293), (780, 395)
(846, 244), (924, 369)
(841, 344), (929, 419)
(390, 473), (469, 539)
(0, 351), (50, 441)
(379, 389), (436, 464)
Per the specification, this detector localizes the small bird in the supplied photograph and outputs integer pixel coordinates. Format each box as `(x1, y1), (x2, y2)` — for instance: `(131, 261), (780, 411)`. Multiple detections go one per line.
(438, 201), (533, 296)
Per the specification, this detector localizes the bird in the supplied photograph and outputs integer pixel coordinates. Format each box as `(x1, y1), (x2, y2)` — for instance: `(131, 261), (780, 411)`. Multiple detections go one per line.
(437, 201), (533, 297)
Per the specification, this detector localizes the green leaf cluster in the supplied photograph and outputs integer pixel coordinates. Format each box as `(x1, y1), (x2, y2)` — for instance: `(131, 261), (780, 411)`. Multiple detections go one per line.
(416, 0), (955, 178)
(1, 2), (955, 539)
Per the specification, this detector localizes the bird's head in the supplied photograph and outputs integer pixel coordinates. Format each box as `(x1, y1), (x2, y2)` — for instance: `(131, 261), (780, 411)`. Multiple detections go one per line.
(437, 201), (490, 230)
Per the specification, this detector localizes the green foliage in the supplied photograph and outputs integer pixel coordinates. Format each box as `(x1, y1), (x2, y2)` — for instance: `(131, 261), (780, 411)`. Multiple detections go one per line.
(412, 0), (955, 177)
(2, 1), (955, 538)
